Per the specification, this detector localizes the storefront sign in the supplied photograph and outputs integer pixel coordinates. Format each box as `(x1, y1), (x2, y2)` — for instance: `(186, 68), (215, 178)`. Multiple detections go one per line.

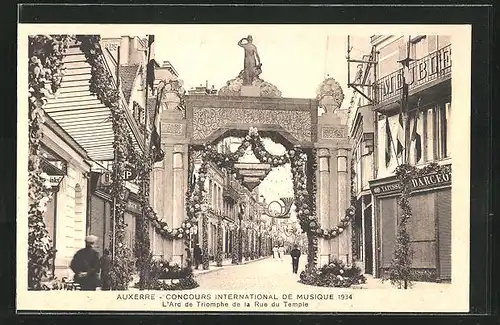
(122, 166), (137, 181)
(126, 200), (142, 214)
(371, 170), (452, 196)
(410, 172), (451, 188)
(375, 44), (452, 104)
(49, 175), (64, 187)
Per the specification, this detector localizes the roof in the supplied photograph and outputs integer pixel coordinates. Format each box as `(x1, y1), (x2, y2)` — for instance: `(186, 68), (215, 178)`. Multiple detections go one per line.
(119, 65), (140, 103)
(44, 43), (143, 161)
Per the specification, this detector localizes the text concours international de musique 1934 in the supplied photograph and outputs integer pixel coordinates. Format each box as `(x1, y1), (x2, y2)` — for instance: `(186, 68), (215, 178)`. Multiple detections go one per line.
(116, 293), (355, 309)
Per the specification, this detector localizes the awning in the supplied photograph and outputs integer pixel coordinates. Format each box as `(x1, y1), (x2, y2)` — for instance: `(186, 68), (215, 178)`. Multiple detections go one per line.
(44, 41), (144, 162)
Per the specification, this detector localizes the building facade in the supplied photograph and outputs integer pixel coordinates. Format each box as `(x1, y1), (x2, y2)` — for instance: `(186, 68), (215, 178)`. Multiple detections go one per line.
(40, 115), (92, 279)
(349, 35), (452, 282)
(40, 35), (178, 279)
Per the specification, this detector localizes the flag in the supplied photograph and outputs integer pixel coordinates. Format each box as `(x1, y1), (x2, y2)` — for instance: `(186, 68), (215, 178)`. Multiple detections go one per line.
(146, 35), (155, 91)
(151, 87), (164, 163)
(385, 116), (393, 167)
(396, 109), (405, 159)
(411, 107), (422, 163)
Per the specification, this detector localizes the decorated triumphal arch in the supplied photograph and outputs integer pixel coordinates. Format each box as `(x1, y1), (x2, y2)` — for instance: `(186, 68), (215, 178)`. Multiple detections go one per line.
(150, 36), (354, 272)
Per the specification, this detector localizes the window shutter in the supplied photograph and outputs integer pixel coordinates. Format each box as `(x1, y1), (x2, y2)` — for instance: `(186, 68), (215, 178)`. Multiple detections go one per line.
(380, 197), (396, 267)
(437, 189), (452, 280)
(398, 43), (407, 61)
(428, 35), (437, 53)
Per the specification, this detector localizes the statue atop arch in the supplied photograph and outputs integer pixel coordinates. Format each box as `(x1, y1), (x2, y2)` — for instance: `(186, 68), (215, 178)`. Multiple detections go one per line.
(237, 35), (262, 86)
(219, 35), (281, 98)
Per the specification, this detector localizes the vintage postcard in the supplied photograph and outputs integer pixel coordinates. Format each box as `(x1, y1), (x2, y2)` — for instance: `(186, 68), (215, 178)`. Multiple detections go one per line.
(17, 24), (471, 313)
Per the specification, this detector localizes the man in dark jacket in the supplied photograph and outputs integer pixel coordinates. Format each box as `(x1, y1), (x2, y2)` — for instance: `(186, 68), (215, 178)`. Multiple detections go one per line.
(100, 248), (112, 290)
(290, 244), (301, 274)
(193, 243), (203, 270)
(70, 235), (101, 290)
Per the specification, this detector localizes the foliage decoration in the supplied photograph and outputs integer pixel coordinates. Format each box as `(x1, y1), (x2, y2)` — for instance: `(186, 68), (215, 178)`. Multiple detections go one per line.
(388, 162), (452, 289)
(315, 77), (345, 105)
(350, 157), (359, 260)
(315, 207), (356, 239)
(216, 217), (224, 267)
(77, 35), (136, 290)
(138, 260), (199, 290)
(231, 225), (239, 264)
(299, 259), (366, 288)
(27, 34), (73, 290)
(201, 214), (210, 270)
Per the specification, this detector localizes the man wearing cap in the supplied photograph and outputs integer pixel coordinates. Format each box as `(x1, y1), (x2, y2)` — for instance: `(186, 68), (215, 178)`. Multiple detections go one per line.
(193, 243), (203, 270)
(290, 244), (301, 274)
(70, 235), (101, 290)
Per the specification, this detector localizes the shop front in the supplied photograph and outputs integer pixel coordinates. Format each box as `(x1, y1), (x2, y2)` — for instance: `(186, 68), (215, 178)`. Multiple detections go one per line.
(370, 165), (452, 282)
(39, 117), (92, 279)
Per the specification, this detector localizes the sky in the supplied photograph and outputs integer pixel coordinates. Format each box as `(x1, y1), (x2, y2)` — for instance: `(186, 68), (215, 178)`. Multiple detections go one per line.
(152, 25), (371, 108)
(147, 25), (372, 218)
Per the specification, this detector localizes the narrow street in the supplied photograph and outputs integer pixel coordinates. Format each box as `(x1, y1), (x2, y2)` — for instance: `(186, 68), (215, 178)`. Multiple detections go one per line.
(191, 257), (453, 291)
(192, 256), (318, 291)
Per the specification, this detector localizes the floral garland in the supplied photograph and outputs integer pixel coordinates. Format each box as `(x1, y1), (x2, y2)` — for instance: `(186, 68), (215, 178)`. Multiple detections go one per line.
(388, 162), (452, 289)
(201, 213), (210, 269)
(231, 226), (239, 264)
(316, 207), (356, 239)
(216, 217), (224, 266)
(78, 35), (135, 290)
(27, 35), (73, 289)
(350, 157), (359, 260)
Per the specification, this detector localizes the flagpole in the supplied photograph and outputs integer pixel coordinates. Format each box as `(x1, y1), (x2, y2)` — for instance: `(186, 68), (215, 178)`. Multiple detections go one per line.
(398, 35), (413, 165)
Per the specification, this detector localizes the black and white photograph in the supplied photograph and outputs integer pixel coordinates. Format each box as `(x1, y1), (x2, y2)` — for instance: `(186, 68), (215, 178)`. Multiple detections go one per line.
(17, 24), (471, 313)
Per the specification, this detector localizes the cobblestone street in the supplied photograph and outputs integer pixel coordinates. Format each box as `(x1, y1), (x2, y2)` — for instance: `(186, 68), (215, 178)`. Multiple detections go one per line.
(192, 256), (309, 290)
(191, 257), (453, 291)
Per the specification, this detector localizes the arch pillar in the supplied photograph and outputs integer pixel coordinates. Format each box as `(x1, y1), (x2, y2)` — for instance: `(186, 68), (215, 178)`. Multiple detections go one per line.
(151, 108), (189, 266)
(315, 109), (351, 266)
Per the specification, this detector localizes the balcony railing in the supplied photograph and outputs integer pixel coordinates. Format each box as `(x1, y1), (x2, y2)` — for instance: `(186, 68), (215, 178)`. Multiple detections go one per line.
(373, 44), (452, 105)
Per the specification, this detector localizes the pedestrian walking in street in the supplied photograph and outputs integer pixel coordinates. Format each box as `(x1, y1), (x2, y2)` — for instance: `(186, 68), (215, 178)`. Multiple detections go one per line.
(290, 244), (301, 274)
(100, 248), (112, 290)
(278, 245), (285, 262)
(70, 235), (101, 291)
(194, 243), (203, 270)
(272, 245), (278, 260)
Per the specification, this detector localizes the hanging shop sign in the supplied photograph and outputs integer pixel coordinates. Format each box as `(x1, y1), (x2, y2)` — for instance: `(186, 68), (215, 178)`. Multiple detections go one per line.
(122, 165), (138, 181)
(126, 200), (142, 214)
(49, 175), (64, 188)
(370, 168), (452, 196)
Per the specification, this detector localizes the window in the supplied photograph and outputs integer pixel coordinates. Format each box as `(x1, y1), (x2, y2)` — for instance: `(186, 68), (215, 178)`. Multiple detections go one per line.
(409, 36), (427, 61)
(433, 103), (449, 160)
(413, 102), (450, 163)
(437, 35), (451, 48)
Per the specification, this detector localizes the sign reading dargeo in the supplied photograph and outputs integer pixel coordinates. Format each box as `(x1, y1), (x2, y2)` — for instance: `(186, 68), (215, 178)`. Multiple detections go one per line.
(371, 170), (452, 196)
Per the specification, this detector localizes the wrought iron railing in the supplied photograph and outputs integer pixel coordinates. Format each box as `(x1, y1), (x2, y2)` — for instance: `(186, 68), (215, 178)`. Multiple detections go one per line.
(373, 44), (452, 105)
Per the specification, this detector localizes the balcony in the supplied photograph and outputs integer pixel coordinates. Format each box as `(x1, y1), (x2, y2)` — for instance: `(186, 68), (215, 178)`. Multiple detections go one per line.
(373, 44), (451, 107)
